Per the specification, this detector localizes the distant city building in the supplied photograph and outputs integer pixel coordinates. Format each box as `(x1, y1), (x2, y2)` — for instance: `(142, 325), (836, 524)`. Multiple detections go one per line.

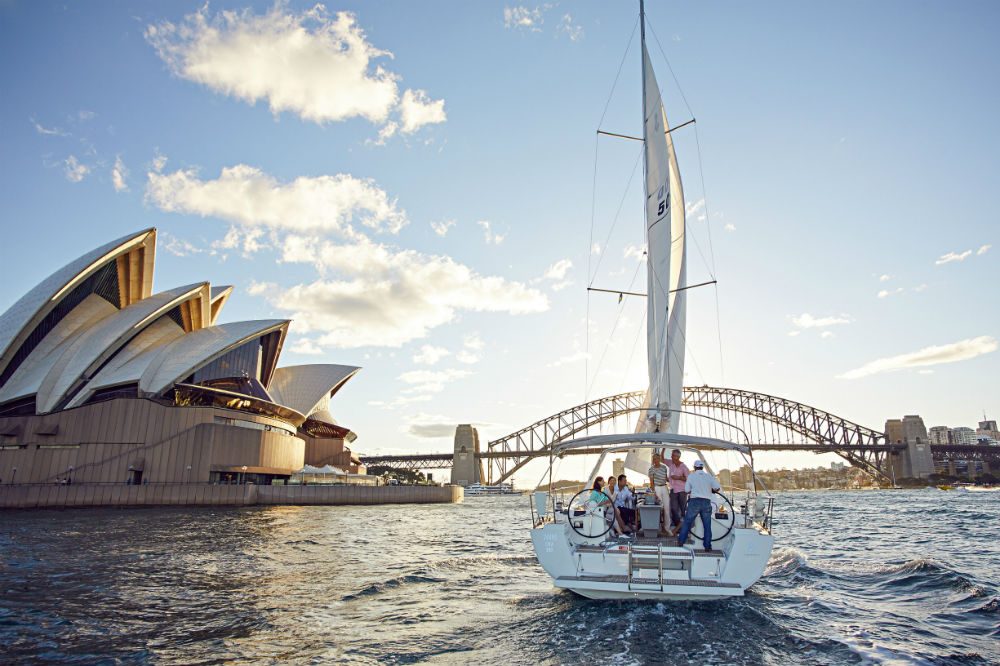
(977, 419), (1000, 442)
(612, 458), (625, 478)
(952, 427), (976, 446)
(830, 462), (846, 470)
(928, 426), (951, 445)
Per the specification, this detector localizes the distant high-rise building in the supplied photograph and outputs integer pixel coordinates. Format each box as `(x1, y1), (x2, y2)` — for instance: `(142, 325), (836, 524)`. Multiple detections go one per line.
(831, 462), (846, 470)
(612, 458), (625, 478)
(977, 419), (999, 442)
(928, 426), (951, 445)
(952, 427), (976, 446)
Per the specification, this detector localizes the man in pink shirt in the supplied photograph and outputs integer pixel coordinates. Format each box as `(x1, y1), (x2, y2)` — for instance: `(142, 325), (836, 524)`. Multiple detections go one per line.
(665, 449), (690, 535)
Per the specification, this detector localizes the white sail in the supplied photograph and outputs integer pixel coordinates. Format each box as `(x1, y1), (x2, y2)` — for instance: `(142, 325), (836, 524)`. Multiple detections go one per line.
(626, 35), (687, 475)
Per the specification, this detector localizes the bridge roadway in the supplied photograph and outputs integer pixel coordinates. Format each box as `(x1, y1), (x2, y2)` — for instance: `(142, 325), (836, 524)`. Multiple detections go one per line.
(361, 443), (912, 470)
(360, 443), (1000, 472)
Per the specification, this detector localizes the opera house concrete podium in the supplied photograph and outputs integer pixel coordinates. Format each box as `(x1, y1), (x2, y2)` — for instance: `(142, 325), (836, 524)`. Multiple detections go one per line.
(0, 228), (364, 490)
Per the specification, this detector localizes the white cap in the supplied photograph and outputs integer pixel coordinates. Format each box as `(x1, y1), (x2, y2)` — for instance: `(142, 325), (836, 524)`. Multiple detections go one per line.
(693, 460), (704, 469)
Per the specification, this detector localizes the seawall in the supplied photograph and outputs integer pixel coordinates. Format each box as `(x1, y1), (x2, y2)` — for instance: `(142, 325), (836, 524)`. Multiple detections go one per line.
(0, 483), (463, 509)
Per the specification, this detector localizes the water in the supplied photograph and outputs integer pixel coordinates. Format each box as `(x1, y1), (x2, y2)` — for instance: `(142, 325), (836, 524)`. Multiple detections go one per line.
(1, 489), (997, 665)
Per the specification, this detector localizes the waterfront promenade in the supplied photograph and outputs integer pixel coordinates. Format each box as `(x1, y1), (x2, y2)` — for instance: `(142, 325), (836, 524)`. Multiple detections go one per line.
(0, 483), (462, 509)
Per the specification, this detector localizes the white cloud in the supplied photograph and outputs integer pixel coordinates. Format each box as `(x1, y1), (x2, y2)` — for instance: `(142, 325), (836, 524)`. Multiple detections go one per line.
(913, 284), (928, 293)
(31, 117), (68, 136)
(978, 244), (992, 256)
(543, 259), (572, 281)
(112, 156), (128, 192)
(477, 220), (506, 245)
(685, 198), (706, 221)
(917, 369), (934, 375)
(290, 338), (324, 355)
(64, 155), (90, 182)
(161, 231), (204, 257)
(251, 235), (548, 349)
(820, 331), (834, 339)
(77, 110), (96, 121)
(146, 163), (407, 236)
(877, 288), (903, 299)
(399, 89), (446, 133)
(723, 223), (736, 232)
(624, 244), (646, 261)
(879, 274), (891, 282)
(789, 313), (851, 329)
(787, 330), (801, 337)
(591, 243), (601, 255)
(398, 368), (471, 394)
(838, 336), (998, 380)
(146, 5), (444, 136)
(504, 6), (544, 31)
(414, 345), (450, 365)
(463, 334), (484, 351)
(558, 13), (584, 41)
(935, 250), (972, 265)
(547, 350), (590, 367)
(430, 219), (455, 237)
(456, 350), (480, 364)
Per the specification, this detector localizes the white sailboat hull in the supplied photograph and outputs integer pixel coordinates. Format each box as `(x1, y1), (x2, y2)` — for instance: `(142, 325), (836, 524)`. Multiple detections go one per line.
(530, 519), (773, 601)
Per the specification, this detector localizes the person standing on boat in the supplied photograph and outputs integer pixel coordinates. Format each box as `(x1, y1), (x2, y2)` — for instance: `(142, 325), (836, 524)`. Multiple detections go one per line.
(677, 460), (721, 551)
(647, 453), (670, 535)
(665, 449), (690, 536)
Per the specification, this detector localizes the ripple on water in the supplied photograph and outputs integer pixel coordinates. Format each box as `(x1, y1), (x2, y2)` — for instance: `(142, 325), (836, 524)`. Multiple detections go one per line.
(0, 491), (998, 665)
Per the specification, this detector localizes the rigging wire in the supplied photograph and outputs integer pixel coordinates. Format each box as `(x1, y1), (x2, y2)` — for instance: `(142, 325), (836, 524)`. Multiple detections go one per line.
(586, 258), (645, 398)
(588, 144), (644, 286)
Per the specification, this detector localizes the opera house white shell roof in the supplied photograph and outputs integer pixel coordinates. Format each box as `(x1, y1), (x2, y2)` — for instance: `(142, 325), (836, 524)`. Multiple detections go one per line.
(0, 229), (359, 431)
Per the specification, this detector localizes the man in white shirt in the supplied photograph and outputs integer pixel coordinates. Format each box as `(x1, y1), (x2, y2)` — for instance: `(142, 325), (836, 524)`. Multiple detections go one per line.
(647, 453), (670, 535)
(676, 459), (721, 551)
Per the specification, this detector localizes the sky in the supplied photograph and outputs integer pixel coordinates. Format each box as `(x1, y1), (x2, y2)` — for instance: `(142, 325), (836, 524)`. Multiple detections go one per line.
(1, 1), (997, 484)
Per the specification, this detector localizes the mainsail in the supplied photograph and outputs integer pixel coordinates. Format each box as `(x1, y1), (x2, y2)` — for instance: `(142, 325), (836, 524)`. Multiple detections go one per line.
(626, 5), (687, 474)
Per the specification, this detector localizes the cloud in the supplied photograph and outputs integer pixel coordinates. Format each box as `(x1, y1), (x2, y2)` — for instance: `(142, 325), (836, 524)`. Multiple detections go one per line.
(290, 338), (323, 355)
(161, 231), (205, 257)
(31, 117), (68, 136)
(398, 368), (471, 394)
(624, 244), (646, 261)
(430, 219), (455, 237)
(913, 284), (927, 293)
(877, 288), (903, 299)
(250, 235), (548, 349)
(978, 244), (992, 256)
(935, 250), (972, 265)
(146, 5), (444, 134)
(685, 198), (706, 221)
(399, 89), (447, 133)
(558, 13), (584, 41)
(879, 274), (891, 282)
(820, 331), (834, 339)
(477, 220), (506, 245)
(591, 242), (601, 255)
(64, 155), (90, 182)
(838, 336), (998, 380)
(543, 259), (572, 281)
(547, 350), (590, 367)
(112, 156), (128, 192)
(407, 421), (458, 438)
(789, 313), (851, 329)
(456, 350), (480, 364)
(146, 163), (407, 236)
(414, 345), (450, 365)
(504, 6), (544, 31)
(723, 223), (736, 232)
(463, 333), (484, 351)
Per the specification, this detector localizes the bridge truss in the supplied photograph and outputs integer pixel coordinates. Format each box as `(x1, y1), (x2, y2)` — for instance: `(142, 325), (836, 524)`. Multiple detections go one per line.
(485, 386), (893, 484)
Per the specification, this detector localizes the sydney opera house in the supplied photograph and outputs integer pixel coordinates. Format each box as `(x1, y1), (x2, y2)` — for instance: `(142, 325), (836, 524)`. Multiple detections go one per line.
(0, 229), (363, 486)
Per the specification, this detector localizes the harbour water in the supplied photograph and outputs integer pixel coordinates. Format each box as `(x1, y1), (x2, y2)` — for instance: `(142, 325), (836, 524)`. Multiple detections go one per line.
(1, 489), (997, 664)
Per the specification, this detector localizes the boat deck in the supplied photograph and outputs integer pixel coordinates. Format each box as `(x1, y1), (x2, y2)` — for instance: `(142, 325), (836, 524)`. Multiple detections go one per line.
(557, 575), (741, 589)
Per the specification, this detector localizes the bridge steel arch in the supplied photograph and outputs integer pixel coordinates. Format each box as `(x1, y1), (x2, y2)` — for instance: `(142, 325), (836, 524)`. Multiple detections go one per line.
(485, 386), (891, 484)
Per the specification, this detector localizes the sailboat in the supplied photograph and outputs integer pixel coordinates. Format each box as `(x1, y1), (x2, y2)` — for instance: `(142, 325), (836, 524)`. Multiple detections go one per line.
(528, 2), (775, 600)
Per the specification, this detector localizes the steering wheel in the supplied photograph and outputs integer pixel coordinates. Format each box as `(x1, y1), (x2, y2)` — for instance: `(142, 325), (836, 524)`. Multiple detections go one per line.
(688, 492), (736, 542)
(565, 489), (614, 539)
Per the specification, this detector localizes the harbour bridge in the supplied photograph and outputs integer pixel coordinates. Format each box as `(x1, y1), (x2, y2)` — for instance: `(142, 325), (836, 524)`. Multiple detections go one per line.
(360, 386), (999, 486)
